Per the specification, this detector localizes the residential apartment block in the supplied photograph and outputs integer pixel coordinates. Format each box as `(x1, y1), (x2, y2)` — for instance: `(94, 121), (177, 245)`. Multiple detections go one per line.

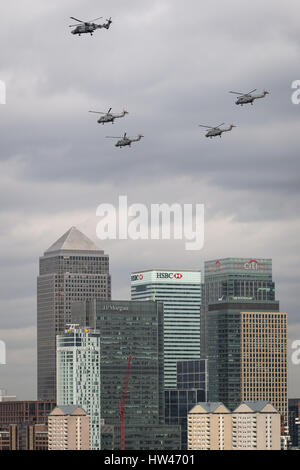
(188, 401), (281, 450)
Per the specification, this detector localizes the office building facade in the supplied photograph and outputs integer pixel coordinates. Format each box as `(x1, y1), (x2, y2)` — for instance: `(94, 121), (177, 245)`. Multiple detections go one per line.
(56, 326), (101, 450)
(165, 389), (206, 449)
(288, 398), (300, 448)
(201, 258), (275, 358)
(176, 359), (208, 391)
(0, 424), (48, 451)
(207, 300), (288, 425)
(164, 359), (208, 449)
(72, 299), (181, 450)
(37, 226), (111, 400)
(0, 400), (56, 426)
(131, 270), (201, 388)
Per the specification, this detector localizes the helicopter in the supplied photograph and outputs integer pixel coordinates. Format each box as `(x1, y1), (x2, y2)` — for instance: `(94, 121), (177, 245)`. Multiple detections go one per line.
(89, 108), (128, 125)
(229, 89), (269, 106)
(69, 16), (112, 36)
(106, 133), (144, 148)
(199, 123), (236, 138)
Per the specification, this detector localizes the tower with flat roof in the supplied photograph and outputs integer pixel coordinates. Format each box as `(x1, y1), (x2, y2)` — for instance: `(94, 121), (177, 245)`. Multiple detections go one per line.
(37, 227), (111, 400)
(201, 258), (275, 358)
(56, 325), (101, 449)
(131, 269), (202, 388)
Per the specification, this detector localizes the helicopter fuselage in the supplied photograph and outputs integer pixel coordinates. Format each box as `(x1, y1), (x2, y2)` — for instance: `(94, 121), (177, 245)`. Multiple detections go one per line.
(71, 24), (97, 35)
(116, 139), (131, 147)
(206, 129), (222, 138)
(98, 115), (114, 124)
(236, 96), (254, 105)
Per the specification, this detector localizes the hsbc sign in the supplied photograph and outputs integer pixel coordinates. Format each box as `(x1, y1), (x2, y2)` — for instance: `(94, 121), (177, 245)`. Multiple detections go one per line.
(156, 272), (183, 280)
(131, 272), (184, 282)
(131, 274), (143, 282)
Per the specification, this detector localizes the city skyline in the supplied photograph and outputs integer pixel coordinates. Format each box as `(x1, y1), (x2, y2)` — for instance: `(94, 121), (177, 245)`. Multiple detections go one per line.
(0, 224), (298, 400)
(0, 0), (300, 404)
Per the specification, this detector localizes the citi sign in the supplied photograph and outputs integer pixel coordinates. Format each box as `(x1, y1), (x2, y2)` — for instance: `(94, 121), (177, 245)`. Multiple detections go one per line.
(244, 259), (259, 270)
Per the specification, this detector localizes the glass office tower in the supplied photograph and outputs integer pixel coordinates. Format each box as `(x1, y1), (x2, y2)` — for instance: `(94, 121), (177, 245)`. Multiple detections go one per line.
(131, 270), (202, 388)
(207, 299), (288, 426)
(165, 359), (208, 449)
(56, 326), (101, 450)
(37, 226), (111, 400)
(72, 300), (181, 450)
(201, 258), (275, 358)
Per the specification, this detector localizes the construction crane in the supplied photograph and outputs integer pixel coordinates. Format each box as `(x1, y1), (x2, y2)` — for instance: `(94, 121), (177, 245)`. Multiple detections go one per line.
(119, 354), (133, 450)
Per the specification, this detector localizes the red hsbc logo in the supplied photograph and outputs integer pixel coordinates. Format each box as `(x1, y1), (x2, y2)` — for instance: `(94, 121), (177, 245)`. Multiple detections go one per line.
(174, 273), (183, 279)
(156, 272), (183, 279)
(131, 274), (144, 281)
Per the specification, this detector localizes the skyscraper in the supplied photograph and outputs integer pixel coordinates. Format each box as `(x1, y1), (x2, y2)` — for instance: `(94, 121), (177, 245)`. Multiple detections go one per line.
(131, 270), (202, 388)
(56, 325), (101, 450)
(72, 300), (181, 450)
(207, 300), (288, 426)
(202, 257), (288, 426)
(37, 227), (111, 400)
(201, 258), (275, 358)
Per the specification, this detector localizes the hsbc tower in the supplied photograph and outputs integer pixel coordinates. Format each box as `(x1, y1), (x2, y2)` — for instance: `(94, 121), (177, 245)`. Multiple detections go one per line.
(131, 269), (202, 388)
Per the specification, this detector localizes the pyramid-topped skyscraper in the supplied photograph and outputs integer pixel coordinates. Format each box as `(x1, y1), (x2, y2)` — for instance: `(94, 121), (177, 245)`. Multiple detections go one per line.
(45, 226), (101, 254)
(37, 227), (111, 400)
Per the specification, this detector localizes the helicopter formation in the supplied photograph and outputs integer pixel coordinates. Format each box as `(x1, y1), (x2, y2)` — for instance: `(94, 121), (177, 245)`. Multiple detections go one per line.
(69, 14), (270, 146)
(198, 88), (269, 139)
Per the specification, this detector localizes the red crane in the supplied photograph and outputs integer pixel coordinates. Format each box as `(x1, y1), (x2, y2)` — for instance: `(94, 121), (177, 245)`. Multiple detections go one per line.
(119, 354), (133, 450)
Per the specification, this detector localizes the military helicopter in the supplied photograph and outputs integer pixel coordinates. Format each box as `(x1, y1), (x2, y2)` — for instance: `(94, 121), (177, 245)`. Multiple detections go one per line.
(229, 89), (269, 106)
(198, 123), (236, 138)
(89, 108), (128, 125)
(106, 133), (144, 148)
(69, 16), (112, 36)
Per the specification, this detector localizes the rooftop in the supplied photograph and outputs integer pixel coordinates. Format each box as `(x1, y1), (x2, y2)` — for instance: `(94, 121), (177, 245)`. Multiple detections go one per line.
(45, 227), (103, 254)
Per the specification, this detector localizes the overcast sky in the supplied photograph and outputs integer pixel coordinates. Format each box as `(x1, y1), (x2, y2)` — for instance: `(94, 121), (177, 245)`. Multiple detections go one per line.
(0, 0), (300, 400)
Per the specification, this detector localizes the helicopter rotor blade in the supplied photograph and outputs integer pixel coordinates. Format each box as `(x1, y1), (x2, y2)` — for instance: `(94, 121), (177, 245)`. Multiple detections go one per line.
(214, 123), (225, 129)
(70, 17), (84, 23)
(88, 16), (103, 23)
(229, 91), (244, 95)
(106, 136), (122, 139)
(199, 125), (214, 129)
(89, 111), (107, 114)
(246, 89), (257, 95)
(107, 108), (112, 114)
